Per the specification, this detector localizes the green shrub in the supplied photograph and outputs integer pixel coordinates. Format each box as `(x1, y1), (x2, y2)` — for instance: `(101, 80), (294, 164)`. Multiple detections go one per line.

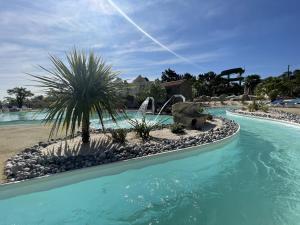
(127, 116), (157, 140)
(197, 106), (204, 114)
(256, 95), (265, 101)
(219, 94), (227, 104)
(247, 100), (269, 112)
(207, 114), (213, 120)
(259, 102), (269, 112)
(110, 128), (127, 144)
(241, 95), (249, 105)
(268, 89), (279, 101)
(247, 100), (259, 112)
(247, 103), (255, 112)
(170, 123), (185, 134)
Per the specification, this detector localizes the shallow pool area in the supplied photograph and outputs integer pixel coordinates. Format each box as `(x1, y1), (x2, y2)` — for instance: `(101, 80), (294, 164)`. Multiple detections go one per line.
(0, 110), (173, 128)
(0, 110), (46, 126)
(1, 108), (300, 225)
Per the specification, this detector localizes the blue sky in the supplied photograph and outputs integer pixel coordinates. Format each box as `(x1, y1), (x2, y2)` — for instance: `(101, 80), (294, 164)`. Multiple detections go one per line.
(0, 0), (300, 98)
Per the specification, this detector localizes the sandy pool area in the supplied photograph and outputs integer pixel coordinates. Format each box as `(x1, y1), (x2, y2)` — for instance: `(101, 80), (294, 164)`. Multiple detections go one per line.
(0, 124), (62, 183)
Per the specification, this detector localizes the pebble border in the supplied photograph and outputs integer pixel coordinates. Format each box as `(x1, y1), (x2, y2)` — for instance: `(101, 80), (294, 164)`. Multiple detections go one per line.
(4, 117), (239, 183)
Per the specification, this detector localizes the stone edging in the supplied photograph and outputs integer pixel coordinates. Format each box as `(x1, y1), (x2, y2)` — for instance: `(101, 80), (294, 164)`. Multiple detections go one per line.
(226, 110), (300, 128)
(3, 117), (239, 183)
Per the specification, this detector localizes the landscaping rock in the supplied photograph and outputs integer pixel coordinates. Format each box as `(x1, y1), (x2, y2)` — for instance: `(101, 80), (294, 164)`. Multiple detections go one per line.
(4, 117), (239, 182)
(172, 102), (208, 129)
(231, 109), (300, 125)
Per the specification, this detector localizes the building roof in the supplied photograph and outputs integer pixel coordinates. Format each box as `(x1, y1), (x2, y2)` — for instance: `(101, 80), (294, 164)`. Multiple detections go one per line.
(132, 75), (149, 83)
(161, 79), (186, 87)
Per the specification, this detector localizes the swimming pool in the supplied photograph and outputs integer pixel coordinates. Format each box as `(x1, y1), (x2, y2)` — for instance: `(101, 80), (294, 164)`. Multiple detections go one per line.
(0, 111), (173, 128)
(0, 111), (46, 126)
(1, 108), (300, 225)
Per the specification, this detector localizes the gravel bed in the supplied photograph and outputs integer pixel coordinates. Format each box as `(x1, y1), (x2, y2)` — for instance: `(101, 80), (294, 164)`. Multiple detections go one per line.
(4, 117), (239, 182)
(231, 109), (300, 125)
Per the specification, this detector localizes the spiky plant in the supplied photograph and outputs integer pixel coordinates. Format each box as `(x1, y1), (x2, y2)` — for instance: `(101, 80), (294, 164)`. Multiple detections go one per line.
(31, 49), (123, 143)
(127, 115), (169, 141)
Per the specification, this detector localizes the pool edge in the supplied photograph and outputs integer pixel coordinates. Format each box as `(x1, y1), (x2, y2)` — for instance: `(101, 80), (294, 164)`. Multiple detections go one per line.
(0, 124), (240, 199)
(226, 110), (300, 128)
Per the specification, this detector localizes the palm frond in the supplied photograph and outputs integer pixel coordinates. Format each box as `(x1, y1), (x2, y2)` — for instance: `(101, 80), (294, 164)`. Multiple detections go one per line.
(31, 49), (123, 142)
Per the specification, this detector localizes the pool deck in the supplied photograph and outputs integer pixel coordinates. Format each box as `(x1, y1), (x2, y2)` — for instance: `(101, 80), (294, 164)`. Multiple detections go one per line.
(0, 124), (63, 183)
(271, 107), (300, 115)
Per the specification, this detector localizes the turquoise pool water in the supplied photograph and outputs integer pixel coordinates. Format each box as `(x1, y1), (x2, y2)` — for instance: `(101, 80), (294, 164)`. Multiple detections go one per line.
(0, 111), (173, 128)
(1, 108), (300, 225)
(0, 111), (46, 125)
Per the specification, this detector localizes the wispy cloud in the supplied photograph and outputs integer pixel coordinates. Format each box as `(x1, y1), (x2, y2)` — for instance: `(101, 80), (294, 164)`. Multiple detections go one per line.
(0, 0), (251, 98)
(106, 0), (200, 68)
(104, 40), (191, 56)
(149, 51), (225, 66)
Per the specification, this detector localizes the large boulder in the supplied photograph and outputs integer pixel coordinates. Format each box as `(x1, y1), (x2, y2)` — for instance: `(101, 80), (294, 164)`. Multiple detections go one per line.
(172, 102), (208, 129)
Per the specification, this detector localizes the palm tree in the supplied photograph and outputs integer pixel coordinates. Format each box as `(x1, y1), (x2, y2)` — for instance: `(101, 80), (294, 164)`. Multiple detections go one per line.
(31, 49), (123, 143)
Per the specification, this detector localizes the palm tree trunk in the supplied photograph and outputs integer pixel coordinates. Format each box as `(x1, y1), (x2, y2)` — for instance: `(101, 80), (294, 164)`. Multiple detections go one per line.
(81, 114), (90, 143)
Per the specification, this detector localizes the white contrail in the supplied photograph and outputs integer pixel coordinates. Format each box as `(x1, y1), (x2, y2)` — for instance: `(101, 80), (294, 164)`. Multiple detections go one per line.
(106, 0), (199, 68)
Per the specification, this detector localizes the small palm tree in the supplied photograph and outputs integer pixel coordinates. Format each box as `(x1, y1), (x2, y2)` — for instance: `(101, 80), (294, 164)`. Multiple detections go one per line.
(31, 49), (123, 143)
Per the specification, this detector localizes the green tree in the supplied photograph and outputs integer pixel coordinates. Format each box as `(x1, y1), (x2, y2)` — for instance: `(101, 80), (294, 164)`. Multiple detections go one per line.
(195, 71), (230, 96)
(27, 95), (49, 109)
(195, 72), (217, 96)
(161, 68), (182, 82)
(244, 74), (261, 95)
(4, 97), (16, 106)
(182, 73), (195, 81)
(255, 77), (279, 99)
(255, 75), (295, 100)
(148, 80), (167, 106)
(7, 87), (34, 108)
(293, 70), (300, 77)
(31, 49), (123, 143)
(135, 87), (150, 105)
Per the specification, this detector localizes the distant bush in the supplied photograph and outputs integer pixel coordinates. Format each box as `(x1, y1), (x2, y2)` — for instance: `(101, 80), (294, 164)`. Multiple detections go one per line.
(247, 100), (259, 112)
(207, 114), (213, 120)
(268, 89), (279, 101)
(259, 103), (269, 112)
(194, 95), (211, 102)
(170, 123), (185, 134)
(241, 95), (249, 105)
(256, 95), (265, 101)
(247, 100), (269, 112)
(197, 106), (204, 114)
(110, 128), (127, 144)
(219, 94), (227, 104)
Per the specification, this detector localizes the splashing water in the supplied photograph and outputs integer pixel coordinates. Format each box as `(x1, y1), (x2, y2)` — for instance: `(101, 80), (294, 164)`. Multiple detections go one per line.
(136, 97), (155, 117)
(154, 94), (186, 121)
